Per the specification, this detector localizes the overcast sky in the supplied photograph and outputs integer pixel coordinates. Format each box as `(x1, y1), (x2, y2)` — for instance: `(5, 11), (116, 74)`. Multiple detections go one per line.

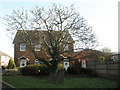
(0, 0), (119, 57)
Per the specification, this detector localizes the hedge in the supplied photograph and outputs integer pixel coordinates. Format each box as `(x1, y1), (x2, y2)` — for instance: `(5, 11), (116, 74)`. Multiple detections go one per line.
(3, 69), (20, 76)
(20, 64), (50, 76)
(66, 67), (79, 75)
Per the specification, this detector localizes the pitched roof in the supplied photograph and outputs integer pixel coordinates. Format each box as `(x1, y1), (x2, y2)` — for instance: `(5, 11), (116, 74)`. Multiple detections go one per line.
(13, 30), (74, 45)
(69, 49), (103, 60)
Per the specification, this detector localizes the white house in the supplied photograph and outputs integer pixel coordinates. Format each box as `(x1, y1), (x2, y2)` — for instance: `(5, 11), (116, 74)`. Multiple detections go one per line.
(0, 50), (13, 66)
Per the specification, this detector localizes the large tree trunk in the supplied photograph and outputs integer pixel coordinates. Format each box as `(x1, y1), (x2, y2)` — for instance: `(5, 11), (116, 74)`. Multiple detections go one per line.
(47, 69), (64, 84)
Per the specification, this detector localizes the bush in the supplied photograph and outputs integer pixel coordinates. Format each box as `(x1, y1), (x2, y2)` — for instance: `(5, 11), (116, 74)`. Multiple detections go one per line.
(57, 63), (64, 71)
(20, 64), (50, 76)
(1, 66), (6, 70)
(80, 68), (87, 74)
(85, 69), (97, 76)
(7, 59), (16, 69)
(3, 69), (20, 76)
(67, 67), (78, 75)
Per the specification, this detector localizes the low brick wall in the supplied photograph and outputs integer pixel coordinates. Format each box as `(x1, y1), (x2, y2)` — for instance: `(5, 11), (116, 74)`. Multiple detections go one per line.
(87, 60), (120, 79)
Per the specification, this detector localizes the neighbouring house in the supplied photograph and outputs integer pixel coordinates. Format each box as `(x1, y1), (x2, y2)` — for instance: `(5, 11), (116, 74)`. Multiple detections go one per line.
(111, 52), (120, 61)
(0, 50), (13, 67)
(13, 30), (74, 68)
(70, 49), (103, 69)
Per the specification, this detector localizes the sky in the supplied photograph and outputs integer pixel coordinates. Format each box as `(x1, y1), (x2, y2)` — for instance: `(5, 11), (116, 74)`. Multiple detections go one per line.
(0, 0), (119, 58)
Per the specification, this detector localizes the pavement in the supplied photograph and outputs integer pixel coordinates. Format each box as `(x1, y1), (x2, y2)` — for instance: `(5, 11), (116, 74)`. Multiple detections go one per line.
(0, 81), (16, 90)
(0, 70), (16, 90)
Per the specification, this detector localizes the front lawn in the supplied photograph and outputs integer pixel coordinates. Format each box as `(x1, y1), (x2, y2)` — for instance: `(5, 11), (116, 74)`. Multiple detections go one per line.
(2, 76), (118, 88)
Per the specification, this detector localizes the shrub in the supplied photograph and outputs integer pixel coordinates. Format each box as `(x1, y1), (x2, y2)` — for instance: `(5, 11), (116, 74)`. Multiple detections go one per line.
(3, 69), (20, 76)
(85, 69), (97, 76)
(67, 67), (78, 75)
(80, 68), (88, 74)
(1, 66), (6, 70)
(57, 63), (64, 71)
(7, 59), (16, 69)
(20, 64), (50, 76)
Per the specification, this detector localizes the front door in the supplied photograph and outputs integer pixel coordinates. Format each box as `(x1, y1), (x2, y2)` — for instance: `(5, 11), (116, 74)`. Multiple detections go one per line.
(63, 58), (69, 70)
(20, 59), (27, 68)
(64, 62), (69, 70)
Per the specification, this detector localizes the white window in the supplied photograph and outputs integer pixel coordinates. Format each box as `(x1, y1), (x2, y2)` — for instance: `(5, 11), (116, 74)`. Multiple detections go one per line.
(35, 44), (41, 51)
(20, 43), (26, 51)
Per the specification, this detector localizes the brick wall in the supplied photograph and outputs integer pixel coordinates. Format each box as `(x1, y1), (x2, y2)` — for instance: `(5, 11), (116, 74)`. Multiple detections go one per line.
(14, 44), (74, 67)
(14, 45), (51, 67)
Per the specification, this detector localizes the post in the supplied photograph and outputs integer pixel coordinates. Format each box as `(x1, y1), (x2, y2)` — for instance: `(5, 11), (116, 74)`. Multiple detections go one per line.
(94, 59), (97, 76)
(118, 1), (120, 88)
(106, 61), (108, 78)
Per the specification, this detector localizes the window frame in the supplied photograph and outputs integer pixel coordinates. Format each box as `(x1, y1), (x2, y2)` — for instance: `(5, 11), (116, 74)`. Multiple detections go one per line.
(35, 44), (41, 51)
(20, 43), (26, 51)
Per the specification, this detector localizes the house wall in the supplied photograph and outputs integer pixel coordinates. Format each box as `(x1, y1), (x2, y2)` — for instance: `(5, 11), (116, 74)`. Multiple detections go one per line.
(14, 45), (51, 67)
(14, 43), (74, 67)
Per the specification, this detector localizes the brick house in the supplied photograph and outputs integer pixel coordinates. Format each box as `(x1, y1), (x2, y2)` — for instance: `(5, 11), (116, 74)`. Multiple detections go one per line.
(13, 30), (74, 68)
(71, 49), (105, 69)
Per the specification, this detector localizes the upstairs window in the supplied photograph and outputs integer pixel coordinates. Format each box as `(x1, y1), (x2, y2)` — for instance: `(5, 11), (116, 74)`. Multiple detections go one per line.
(20, 43), (26, 51)
(35, 44), (41, 51)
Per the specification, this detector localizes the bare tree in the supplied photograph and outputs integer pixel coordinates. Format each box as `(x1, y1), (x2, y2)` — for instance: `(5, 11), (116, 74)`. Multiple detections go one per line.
(100, 47), (112, 61)
(101, 47), (111, 53)
(3, 4), (97, 83)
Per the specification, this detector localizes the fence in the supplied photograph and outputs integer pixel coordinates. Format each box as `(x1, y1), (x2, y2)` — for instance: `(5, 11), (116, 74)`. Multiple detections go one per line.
(87, 60), (120, 79)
